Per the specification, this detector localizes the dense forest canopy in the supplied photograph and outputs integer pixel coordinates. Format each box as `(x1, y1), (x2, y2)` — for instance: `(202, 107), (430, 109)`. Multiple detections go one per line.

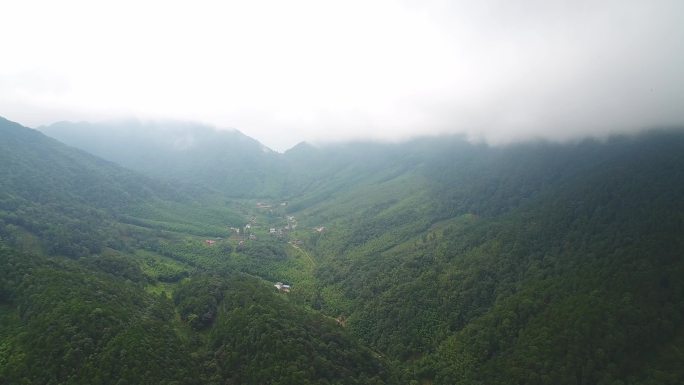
(2, 116), (684, 384)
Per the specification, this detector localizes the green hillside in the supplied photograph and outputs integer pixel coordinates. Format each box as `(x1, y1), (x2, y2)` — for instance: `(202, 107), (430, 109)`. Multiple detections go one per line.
(283, 132), (684, 384)
(0, 245), (392, 384)
(5, 115), (684, 384)
(0, 117), (394, 385)
(0, 117), (245, 255)
(41, 120), (287, 198)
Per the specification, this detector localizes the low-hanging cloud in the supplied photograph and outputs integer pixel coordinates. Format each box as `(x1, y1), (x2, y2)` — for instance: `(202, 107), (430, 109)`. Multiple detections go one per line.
(1, 0), (682, 151)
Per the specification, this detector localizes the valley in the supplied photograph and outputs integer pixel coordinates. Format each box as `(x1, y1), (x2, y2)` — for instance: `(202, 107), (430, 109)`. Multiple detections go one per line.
(2, 117), (684, 384)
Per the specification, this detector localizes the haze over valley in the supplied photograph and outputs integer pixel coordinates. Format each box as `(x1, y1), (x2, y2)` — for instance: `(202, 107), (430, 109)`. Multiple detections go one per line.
(2, 1), (684, 384)
(3, 0), (684, 150)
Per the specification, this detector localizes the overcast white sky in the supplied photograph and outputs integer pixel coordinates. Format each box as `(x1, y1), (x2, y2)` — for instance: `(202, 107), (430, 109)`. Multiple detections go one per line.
(1, 0), (683, 151)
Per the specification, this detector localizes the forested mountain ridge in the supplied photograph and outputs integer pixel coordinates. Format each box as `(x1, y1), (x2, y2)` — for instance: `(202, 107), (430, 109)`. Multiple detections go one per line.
(0, 116), (172, 208)
(286, 130), (684, 384)
(41, 120), (287, 197)
(0, 116), (179, 256)
(5, 114), (684, 384)
(40, 120), (456, 200)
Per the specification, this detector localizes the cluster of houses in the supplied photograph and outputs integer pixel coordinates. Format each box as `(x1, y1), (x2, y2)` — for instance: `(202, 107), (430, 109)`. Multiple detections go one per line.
(221, 209), (326, 249)
(265, 215), (299, 238)
(229, 218), (259, 243)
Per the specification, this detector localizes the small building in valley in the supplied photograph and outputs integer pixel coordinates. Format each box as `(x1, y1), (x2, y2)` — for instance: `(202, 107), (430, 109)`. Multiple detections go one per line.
(274, 282), (291, 293)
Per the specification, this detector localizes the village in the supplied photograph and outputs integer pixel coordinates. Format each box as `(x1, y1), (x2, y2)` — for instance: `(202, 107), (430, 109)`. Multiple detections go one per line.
(218, 201), (327, 246)
(202, 200), (327, 294)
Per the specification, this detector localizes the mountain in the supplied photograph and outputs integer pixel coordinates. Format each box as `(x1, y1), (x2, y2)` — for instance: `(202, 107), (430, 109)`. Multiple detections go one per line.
(0, 116), (177, 256)
(41, 120), (287, 197)
(9, 114), (684, 384)
(0, 117), (394, 385)
(283, 131), (684, 384)
(40, 121), (428, 200)
(0, 116), (245, 255)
